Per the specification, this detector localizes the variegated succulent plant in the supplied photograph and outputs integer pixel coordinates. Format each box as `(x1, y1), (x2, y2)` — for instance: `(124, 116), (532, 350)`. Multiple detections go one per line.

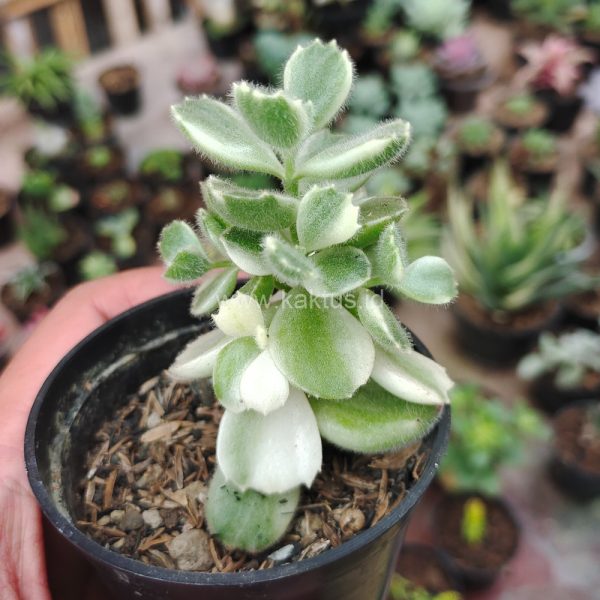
(159, 40), (457, 553)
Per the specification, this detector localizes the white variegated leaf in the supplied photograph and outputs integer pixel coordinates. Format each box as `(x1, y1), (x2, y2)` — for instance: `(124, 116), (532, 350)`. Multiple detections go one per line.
(262, 235), (315, 287)
(213, 293), (265, 339)
(191, 268), (238, 317)
(372, 223), (407, 285)
(221, 227), (271, 275)
(397, 256), (457, 305)
(169, 329), (229, 381)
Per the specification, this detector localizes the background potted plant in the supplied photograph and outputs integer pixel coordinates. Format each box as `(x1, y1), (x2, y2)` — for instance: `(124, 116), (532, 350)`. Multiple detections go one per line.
(549, 401), (600, 501)
(511, 0), (580, 38)
(516, 35), (593, 132)
(77, 250), (118, 281)
(433, 33), (494, 113)
(98, 63), (142, 116)
(0, 188), (16, 247)
(0, 48), (74, 124)
(493, 91), (548, 135)
(509, 127), (560, 194)
(436, 382), (546, 588)
(400, 0), (470, 46)
(518, 328), (600, 414)
(26, 39), (456, 600)
(443, 163), (594, 364)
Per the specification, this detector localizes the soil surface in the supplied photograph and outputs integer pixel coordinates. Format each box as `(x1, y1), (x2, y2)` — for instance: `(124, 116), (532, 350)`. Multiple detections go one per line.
(396, 543), (459, 593)
(100, 66), (139, 94)
(554, 404), (600, 475)
(436, 495), (519, 572)
(76, 373), (430, 573)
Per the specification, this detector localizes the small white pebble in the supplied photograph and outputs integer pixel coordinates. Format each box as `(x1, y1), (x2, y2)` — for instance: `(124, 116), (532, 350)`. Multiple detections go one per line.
(146, 412), (162, 429)
(110, 509), (124, 523)
(142, 508), (163, 529)
(268, 544), (295, 563)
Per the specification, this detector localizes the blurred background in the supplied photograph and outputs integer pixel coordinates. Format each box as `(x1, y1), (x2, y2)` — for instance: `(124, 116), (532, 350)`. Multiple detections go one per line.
(0, 1), (599, 599)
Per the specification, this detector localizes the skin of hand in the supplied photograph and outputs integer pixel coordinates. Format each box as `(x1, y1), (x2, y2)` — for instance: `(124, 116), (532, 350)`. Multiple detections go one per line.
(0, 267), (173, 600)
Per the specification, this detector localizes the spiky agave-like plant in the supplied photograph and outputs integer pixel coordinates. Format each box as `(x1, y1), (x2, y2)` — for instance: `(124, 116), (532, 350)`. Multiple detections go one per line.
(158, 40), (458, 553)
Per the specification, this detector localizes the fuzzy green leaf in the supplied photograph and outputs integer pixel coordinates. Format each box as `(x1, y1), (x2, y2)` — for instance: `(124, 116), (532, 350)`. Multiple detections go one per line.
(310, 379), (442, 453)
(190, 268), (238, 316)
(213, 337), (262, 413)
(172, 96), (283, 177)
(216, 387), (322, 494)
(357, 288), (412, 353)
(283, 39), (353, 129)
(372, 223), (407, 285)
(206, 468), (300, 553)
(297, 120), (411, 181)
(371, 348), (453, 406)
(262, 235), (315, 287)
(351, 196), (408, 247)
(164, 251), (210, 283)
(305, 246), (371, 298)
(296, 185), (360, 252)
(158, 220), (206, 263)
(239, 276), (275, 304)
(397, 256), (457, 304)
(203, 176), (297, 232)
(196, 208), (227, 256)
(269, 288), (375, 399)
(233, 82), (310, 148)
(222, 228), (270, 275)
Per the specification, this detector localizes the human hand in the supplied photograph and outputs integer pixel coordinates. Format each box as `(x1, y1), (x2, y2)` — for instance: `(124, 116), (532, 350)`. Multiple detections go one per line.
(0, 267), (173, 600)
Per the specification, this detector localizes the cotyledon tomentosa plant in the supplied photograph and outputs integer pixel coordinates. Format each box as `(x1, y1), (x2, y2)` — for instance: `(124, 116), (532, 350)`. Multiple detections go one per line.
(158, 39), (458, 554)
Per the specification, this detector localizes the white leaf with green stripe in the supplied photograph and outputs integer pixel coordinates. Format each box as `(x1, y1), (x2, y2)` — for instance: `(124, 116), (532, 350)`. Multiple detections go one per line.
(397, 256), (457, 305)
(213, 337), (261, 412)
(269, 288), (375, 399)
(216, 387), (322, 494)
(371, 223), (407, 285)
(203, 176), (297, 232)
(296, 185), (359, 251)
(196, 208), (227, 257)
(262, 235), (315, 287)
(233, 82), (310, 148)
(213, 293), (265, 339)
(221, 228), (270, 275)
(283, 39), (353, 129)
(371, 348), (453, 406)
(190, 268), (238, 317)
(169, 329), (229, 381)
(310, 379), (442, 453)
(305, 246), (371, 298)
(297, 120), (411, 180)
(356, 288), (412, 353)
(206, 468), (300, 553)
(171, 96), (283, 177)
(239, 349), (290, 415)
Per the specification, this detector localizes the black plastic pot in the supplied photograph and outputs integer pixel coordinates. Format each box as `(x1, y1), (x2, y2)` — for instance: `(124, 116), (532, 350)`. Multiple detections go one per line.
(99, 65), (141, 116)
(25, 288), (450, 600)
(439, 70), (494, 114)
(528, 374), (600, 415)
(452, 300), (562, 366)
(479, 0), (513, 20)
(536, 90), (583, 133)
(28, 98), (75, 126)
(549, 401), (600, 502)
(433, 494), (520, 589)
(308, 0), (371, 39)
(0, 189), (16, 247)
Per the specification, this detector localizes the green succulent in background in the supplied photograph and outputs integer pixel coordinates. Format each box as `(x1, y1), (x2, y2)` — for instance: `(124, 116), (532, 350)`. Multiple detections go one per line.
(78, 251), (118, 281)
(583, 3), (600, 34)
(396, 97), (448, 138)
(518, 328), (600, 388)
(503, 92), (537, 117)
(388, 29), (422, 63)
(366, 166), (411, 197)
(84, 145), (112, 169)
(521, 128), (558, 161)
(0, 48), (73, 111)
(73, 90), (106, 143)
(456, 117), (496, 151)
(95, 208), (139, 259)
(403, 137), (456, 180)
(253, 30), (313, 82)
(389, 574), (463, 600)
(162, 39), (457, 553)
(348, 74), (391, 120)
(511, 0), (580, 33)
(444, 163), (594, 314)
(401, 0), (470, 40)
(19, 206), (66, 260)
(21, 170), (56, 200)
(6, 263), (55, 304)
(140, 149), (185, 183)
(48, 184), (79, 213)
(390, 64), (438, 102)
(363, 0), (405, 38)
(439, 382), (547, 495)
(402, 192), (441, 261)
(461, 497), (487, 546)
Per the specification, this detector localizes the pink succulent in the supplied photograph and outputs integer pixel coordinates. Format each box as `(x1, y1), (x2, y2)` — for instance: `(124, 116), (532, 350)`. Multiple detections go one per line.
(517, 35), (594, 96)
(436, 34), (482, 71)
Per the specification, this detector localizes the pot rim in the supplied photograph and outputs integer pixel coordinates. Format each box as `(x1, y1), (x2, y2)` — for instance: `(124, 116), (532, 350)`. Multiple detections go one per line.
(25, 288), (450, 586)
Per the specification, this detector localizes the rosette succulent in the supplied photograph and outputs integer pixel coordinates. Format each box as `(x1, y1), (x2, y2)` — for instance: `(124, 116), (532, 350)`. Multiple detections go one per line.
(159, 40), (457, 553)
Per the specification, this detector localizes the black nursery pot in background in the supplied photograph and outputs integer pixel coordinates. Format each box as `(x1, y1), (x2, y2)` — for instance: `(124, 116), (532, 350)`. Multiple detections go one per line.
(99, 65), (142, 116)
(536, 90), (583, 133)
(25, 289), (450, 600)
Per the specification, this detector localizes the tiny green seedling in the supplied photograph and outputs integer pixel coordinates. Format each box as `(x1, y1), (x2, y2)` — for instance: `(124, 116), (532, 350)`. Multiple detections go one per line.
(159, 39), (457, 553)
(461, 497), (487, 546)
(95, 208), (139, 259)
